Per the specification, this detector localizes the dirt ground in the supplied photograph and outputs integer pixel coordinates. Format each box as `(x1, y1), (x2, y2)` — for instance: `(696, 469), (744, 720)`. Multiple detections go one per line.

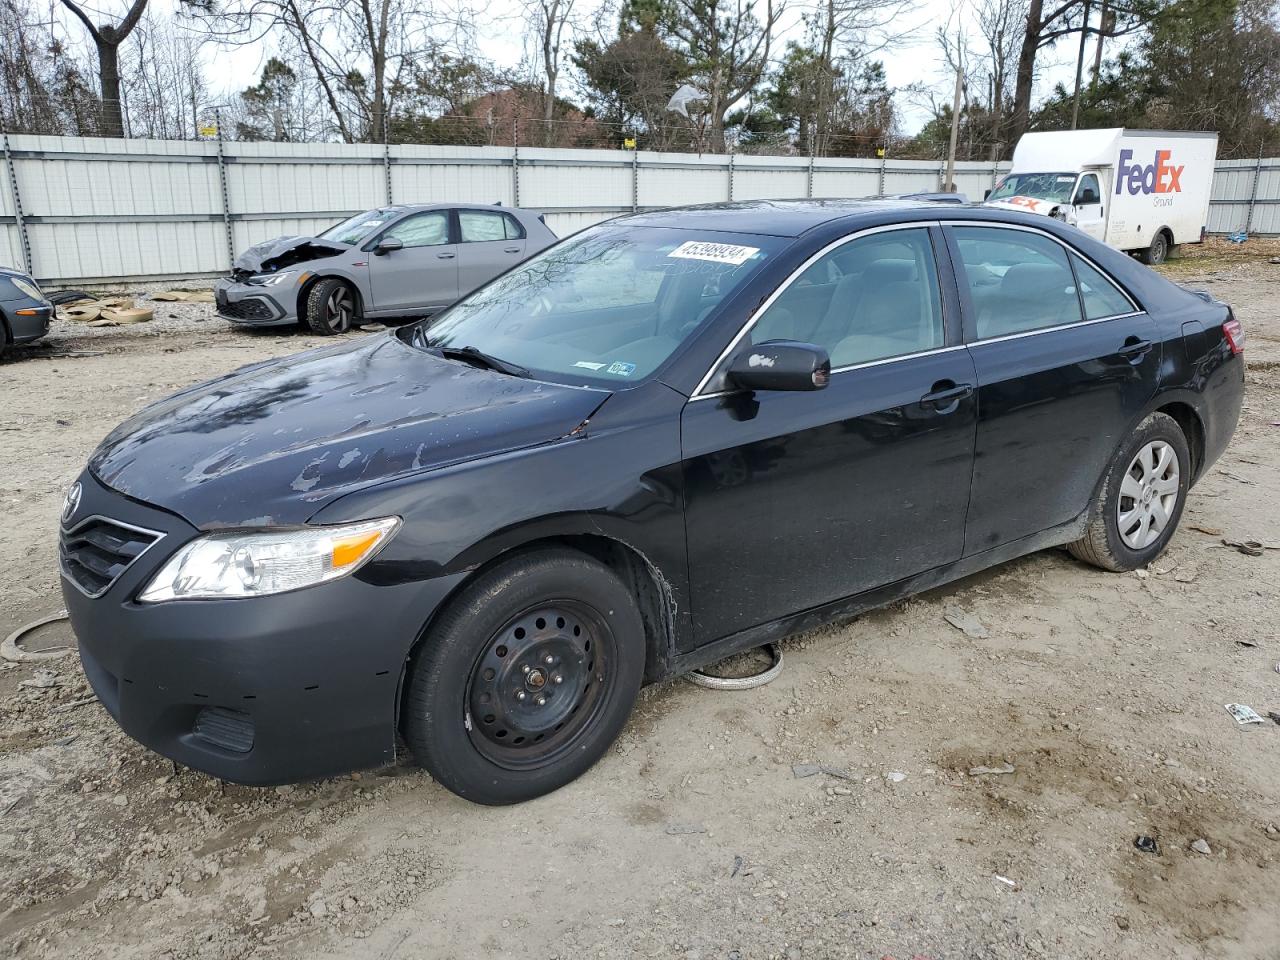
(1, 246), (1278, 960)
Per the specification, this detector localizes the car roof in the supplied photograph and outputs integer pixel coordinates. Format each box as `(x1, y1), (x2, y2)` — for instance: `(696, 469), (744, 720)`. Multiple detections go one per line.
(615, 198), (1016, 237)
(397, 202), (539, 217)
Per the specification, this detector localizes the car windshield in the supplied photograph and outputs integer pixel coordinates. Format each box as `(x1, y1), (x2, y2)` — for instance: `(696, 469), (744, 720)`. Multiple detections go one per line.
(409, 225), (782, 386)
(988, 172), (1078, 203)
(319, 208), (405, 245)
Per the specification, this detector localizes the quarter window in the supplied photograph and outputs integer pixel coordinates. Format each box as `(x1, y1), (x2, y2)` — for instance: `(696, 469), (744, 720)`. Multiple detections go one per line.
(383, 211), (449, 248)
(460, 210), (524, 243)
(750, 228), (944, 368)
(1071, 254), (1134, 319)
(952, 226), (1083, 338)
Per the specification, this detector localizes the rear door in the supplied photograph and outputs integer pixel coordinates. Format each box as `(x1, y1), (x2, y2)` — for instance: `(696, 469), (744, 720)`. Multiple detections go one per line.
(680, 225), (978, 643)
(368, 209), (458, 314)
(947, 223), (1160, 554)
(456, 209), (528, 296)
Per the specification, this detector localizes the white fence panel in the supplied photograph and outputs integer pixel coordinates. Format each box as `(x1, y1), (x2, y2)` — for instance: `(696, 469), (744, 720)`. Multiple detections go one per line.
(2, 134), (1278, 284)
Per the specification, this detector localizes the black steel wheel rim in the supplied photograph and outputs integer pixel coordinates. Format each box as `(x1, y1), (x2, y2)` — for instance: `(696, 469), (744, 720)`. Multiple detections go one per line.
(325, 288), (354, 332)
(466, 600), (616, 770)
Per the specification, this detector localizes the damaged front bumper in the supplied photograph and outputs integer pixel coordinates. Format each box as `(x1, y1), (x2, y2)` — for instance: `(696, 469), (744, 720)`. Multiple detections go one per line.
(214, 277), (296, 327)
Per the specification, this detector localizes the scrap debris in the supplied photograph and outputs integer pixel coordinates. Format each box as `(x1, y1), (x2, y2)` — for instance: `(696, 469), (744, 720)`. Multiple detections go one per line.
(968, 763), (1016, 777)
(1224, 703), (1265, 725)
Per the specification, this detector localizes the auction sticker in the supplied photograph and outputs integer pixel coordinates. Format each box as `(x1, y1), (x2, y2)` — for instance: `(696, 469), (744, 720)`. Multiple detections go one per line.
(668, 241), (760, 266)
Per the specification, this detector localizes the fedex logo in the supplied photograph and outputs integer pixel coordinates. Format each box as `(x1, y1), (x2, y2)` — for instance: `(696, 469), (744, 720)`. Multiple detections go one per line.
(1116, 148), (1183, 195)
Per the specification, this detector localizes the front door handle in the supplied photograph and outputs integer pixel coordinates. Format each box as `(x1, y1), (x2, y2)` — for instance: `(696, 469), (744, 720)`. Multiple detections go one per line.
(920, 381), (974, 411)
(436, 252), (456, 259)
(1117, 337), (1153, 362)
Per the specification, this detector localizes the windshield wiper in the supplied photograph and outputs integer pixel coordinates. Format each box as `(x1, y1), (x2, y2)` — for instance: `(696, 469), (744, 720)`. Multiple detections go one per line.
(436, 344), (530, 378)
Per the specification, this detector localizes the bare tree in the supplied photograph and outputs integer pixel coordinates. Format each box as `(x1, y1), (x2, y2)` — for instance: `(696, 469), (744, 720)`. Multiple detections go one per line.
(524, 0), (578, 145)
(58, 0), (150, 136)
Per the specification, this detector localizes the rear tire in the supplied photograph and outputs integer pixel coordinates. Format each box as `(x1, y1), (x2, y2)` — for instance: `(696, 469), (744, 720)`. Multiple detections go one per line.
(1067, 412), (1190, 571)
(0, 321), (9, 361)
(304, 277), (358, 335)
(1137, 231), (1170, 266)
(403, 548), (645, 805)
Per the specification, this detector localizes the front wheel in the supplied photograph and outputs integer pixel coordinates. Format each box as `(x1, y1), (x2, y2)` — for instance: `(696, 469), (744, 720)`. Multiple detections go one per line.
(1137, 231), (1169, 266)
(403, 549), (645, 804)
(304, 278), (358, 335)
(1068, 412), (1190, 571)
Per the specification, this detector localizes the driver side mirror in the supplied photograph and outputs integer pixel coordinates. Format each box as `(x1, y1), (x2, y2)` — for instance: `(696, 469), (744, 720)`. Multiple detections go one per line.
(1075, 188), (1099, 205)
(374, 237), (403, 255)
(728, 340), (830, 392)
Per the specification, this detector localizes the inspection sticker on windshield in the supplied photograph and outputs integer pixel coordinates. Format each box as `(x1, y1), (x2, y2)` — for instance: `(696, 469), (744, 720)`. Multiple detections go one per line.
(605, 361), (636, 377)
(668, 240), (760, 266)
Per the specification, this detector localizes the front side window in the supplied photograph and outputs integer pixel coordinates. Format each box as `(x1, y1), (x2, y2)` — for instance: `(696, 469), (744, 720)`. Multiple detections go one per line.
(412, 226), (782, 385)
(1075, 174), (1101, 204)
(952, 226), (1083, 338)
(988, 172), (1079, 203)
(383, 211), (450, 248)
(459, 210), (523, 243)
(749, 228), (943, 368)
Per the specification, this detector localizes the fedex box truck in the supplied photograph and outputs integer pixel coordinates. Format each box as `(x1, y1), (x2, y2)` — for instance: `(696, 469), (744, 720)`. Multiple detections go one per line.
(984, 128), (1218, 264)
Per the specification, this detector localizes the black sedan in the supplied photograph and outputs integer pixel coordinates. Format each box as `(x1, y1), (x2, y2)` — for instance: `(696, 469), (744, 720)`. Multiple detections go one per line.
(0, 266), (53, 358)
(60, 200), (1244, 805)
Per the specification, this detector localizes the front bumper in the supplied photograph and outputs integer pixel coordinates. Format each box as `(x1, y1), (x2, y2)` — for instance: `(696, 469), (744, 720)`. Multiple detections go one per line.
(4, 301), (53, 343)
(214, 278), (295, 327)
(60, 471), (464, 785)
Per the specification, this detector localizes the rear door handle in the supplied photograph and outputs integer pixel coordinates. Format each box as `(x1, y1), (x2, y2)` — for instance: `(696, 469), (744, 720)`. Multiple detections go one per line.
(504, 246), (521, 253)
(920, 383), (974, 409)
(1117, 337), (1153, 361)
(436, 252), (455, 259)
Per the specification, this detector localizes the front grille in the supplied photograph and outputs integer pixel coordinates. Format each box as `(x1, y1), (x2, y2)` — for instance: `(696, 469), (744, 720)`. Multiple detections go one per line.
(193, 707), (255, 753)
(60, 516), (163, 598)
(216, 295), (275, 321)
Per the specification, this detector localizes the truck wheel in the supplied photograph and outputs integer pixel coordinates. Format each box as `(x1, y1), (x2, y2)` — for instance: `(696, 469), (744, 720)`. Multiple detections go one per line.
(1067, 413), (1189, 572)
(402, 548), (645, 805)
(305, 278), (358, 335)
(1138, 231), (1169, 266)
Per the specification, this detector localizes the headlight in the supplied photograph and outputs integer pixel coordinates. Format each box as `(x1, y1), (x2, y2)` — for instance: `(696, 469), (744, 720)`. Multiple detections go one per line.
(138, 517), (399, 602)
(10, 276), (44, 300)
(247, 271), (297, 287)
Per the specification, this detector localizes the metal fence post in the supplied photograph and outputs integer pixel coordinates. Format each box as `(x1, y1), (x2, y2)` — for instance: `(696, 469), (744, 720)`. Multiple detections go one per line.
(1245, 144), (1264, 234)
(214, 109), (234, 269)
(631, 147), (639, 213)
(806, 150), (815, 198)
(383, 108), (393, 205)
(727, 150), (735, 202)
(878, 150), (888, 197)
(1, 131), (32, 276)
(512, 117), (521, 206)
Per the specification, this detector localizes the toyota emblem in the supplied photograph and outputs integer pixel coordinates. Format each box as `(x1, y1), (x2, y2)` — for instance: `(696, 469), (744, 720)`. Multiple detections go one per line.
(62, 481), (82, 524)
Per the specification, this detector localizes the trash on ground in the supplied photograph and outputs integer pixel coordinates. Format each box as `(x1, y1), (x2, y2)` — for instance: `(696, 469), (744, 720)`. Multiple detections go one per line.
(792, 763), (821, 778)
(1189, 524), (1223, 536)
(943, 608), (989, 639)
(2, 611), (73, 662)
(687, 643), (783, 690)
(1225, 703), (1265, 725)
(886, 771), (907, 783)
(1235, 639), (1259, 648)
(664, 823), (707, 835)
(1190, 838), (1212, 855)
(1134, 835), (1160, 854)
(1223, 537), (1265, 556)
(1265, 711), (1280, 726)
(994, 874), (1018, 888)
(969, 762), (1016, 776)
(19, 669), (61, 690)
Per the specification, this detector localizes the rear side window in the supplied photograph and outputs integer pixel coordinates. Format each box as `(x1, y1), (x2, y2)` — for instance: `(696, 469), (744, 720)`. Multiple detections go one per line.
(1071, 254), (1134, 319)
(460, 210), (524, 242)
(384, 211), (449, 248)
(952, 227), (1083, 338)
(751, 227), (944, 367)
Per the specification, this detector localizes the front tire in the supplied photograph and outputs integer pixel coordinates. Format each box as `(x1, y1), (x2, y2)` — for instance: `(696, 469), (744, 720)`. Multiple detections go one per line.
(304, 278), (358, 335)
(1138, 231), (1170, 266)
(1067, 412), (1190, 571)
(403, 549), (645, 805)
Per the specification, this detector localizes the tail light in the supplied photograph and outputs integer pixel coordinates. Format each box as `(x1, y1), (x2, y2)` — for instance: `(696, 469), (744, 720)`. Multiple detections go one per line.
(1223, 316), (1245, 355)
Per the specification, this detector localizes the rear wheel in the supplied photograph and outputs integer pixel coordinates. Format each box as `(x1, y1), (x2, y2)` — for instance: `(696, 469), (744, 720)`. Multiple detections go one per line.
(403, 548), (645, 804)
(1137, 231), (1170, 266)
(1068, 412), (1190, 571)
(0, 321), (9, 361)
(304, 278), (358, 335)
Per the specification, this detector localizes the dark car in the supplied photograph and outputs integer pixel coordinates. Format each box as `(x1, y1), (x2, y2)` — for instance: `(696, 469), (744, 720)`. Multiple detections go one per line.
(0, 266), (53, 359)
(213, 204), (557, 335)
(60, 200), (1244, 805)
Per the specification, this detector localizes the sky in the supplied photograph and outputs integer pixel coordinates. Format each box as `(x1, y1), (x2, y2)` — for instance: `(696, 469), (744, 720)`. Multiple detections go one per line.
(64, 0), (1093, 135)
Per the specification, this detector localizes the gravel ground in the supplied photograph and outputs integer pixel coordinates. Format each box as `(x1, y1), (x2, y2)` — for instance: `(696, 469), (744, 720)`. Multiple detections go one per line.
(1, 253), (1278, 960)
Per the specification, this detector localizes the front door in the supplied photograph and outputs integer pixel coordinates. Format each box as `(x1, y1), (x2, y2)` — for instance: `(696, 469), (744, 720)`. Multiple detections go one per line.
(947, 224), (1161, 554)
(1072, 173), (1106, 241)
(368, 209), (458, 314)
(680, 226), (978, 644)
(456, 209), (528, 296)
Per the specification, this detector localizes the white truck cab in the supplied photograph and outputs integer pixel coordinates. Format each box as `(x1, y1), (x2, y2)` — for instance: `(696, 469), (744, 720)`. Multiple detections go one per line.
(985, 128), (1218, 264)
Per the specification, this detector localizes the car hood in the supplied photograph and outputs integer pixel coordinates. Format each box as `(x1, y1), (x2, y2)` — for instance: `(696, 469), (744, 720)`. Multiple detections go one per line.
(89, 335), (610, 528)
(232, 235), (350, 274)
(983, 196), (1062, 217)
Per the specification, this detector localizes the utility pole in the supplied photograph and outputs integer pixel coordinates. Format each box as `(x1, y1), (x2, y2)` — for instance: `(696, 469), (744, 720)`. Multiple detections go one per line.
(1091, 0), (1110, 89)
(945, 50), (963, 192)
(1071, 0), (1092, 129)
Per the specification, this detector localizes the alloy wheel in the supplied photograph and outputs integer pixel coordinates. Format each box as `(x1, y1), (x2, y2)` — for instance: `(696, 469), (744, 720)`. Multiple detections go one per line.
(325, 287), (355, 332)
(466, 601), (615, 770)
(1117, 439), (1180, 550)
